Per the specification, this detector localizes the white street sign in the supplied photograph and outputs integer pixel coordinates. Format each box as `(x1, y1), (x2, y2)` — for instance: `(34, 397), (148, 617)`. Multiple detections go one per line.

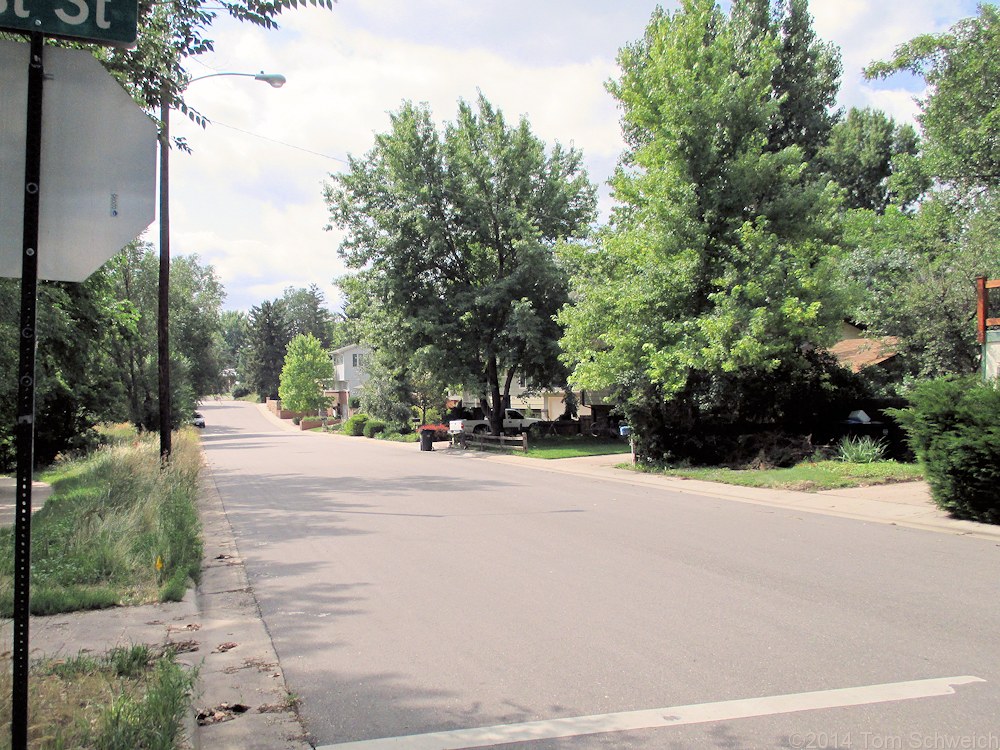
(0, 39), (156, 281)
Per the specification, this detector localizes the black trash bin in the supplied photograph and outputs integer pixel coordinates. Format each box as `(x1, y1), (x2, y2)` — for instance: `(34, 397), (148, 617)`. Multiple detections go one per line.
(419, 429), (434, 451)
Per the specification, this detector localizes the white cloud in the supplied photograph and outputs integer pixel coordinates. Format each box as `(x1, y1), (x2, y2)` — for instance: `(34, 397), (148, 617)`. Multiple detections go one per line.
(164, 0), (978, 313)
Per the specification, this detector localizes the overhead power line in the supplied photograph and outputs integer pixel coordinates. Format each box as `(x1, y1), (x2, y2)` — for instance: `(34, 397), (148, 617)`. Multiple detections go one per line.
(212, 119), (349, 163)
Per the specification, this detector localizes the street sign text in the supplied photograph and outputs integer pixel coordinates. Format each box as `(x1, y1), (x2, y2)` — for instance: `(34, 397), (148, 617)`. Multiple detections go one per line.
(0, 0), (138, 46)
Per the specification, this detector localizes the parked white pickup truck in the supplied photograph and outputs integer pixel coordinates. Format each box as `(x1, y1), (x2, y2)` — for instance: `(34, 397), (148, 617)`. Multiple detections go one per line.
(449, 408), (543, 435)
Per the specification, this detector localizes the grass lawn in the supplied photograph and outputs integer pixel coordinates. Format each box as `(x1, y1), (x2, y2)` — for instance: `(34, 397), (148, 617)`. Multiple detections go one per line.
(522, 436), (632, 459)
(0, 645), (195, 750)
(633, 459), (924, 492)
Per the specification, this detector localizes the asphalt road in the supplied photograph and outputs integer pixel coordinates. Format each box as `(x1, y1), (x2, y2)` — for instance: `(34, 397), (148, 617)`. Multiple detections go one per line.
(199, 401), (1000, 749)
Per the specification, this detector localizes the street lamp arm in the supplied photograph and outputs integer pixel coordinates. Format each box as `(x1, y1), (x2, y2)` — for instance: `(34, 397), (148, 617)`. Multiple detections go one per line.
(187, 71), (287, 88)
(157, 65), (285, 459)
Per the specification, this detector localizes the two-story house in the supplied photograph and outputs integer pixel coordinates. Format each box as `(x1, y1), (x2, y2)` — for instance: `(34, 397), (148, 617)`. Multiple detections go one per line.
(329, 344), (370, 416)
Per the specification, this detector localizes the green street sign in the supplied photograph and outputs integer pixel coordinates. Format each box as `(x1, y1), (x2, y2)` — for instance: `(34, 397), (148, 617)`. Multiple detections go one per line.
(0, 0), (138, 46)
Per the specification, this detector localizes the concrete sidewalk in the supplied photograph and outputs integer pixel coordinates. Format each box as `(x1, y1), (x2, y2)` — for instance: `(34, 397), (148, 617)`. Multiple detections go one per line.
(0, 476), (52, 526)
(1, 467), (312, 750)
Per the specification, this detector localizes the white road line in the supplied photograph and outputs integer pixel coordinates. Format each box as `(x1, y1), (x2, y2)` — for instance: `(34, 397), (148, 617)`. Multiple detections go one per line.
(317, 675), (985, 750)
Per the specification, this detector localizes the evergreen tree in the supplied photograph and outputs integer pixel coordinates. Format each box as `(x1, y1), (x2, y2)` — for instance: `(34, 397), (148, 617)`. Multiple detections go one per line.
(244, 300), (290, 400)
(280, 284), (337, 347)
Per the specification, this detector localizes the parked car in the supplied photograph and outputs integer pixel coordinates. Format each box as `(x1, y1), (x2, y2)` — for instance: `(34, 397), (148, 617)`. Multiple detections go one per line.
(449, 408), (542, 435)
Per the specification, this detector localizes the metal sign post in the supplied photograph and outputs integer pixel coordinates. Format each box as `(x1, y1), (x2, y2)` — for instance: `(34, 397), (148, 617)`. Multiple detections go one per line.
(12, 32), (44, 750)
(1, 5), (146, 746)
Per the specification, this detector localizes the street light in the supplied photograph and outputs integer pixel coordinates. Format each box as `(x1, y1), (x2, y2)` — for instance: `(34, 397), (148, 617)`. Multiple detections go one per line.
(189, 71), (287, 88)
(158, 70), (285, 460)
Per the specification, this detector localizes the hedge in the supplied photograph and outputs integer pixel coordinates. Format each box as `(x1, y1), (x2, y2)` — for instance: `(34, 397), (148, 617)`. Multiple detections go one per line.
(363, 419), (387, 438)
(343, 413), (369, 436)
(888, 377), (1000, 524)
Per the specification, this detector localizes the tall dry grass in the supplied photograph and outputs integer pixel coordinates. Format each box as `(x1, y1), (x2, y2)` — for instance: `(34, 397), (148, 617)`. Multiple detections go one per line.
(0, 429), (203, 615)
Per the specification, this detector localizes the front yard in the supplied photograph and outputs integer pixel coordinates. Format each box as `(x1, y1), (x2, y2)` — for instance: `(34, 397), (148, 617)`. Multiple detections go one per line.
(521, 436), (632, 459)
(633, 459), (924, 492)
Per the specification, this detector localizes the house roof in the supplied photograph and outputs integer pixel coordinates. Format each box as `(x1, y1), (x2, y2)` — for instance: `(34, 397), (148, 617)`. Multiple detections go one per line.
(331, 343), (368, 355)
(829, 336), (900, 373)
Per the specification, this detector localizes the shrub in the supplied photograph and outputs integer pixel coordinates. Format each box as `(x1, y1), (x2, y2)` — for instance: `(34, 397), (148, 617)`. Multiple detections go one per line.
(348, 395), (361, 409)
(363, 419), (387, 438)
(232, 386), (251, 399)
(888, 377), (1000, 523)
(837, 435), (888, 463)
(390, 421), (412, 435)
(343, 413), (369, 436)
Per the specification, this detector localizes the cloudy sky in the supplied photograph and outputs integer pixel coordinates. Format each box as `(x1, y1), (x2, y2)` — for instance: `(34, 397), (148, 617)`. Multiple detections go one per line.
(160, 0), (980, 313)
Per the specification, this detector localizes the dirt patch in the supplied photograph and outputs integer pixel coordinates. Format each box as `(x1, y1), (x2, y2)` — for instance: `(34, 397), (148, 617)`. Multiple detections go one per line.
(196, 702), (250, 725)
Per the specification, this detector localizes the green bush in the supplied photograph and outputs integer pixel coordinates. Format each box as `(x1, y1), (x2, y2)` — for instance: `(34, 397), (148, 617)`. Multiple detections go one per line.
(363, 419), (387, 438)
(389, 420), (412, 435)
(837, 435), (888, 463)
(888, 377), (1000, 523)
(343, 413), (369, 436)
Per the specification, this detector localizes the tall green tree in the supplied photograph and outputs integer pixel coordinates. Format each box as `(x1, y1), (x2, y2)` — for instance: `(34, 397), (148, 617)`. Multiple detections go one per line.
(243, 300), (290, 400)
(817, 107), (923, 211)
(280, 284), (338, 347)
(769, 0), (842, 157)
(840, 6), (1000, 385)
(326, 95), (597, 433)
(218, 310), (249, 380)
(101, 243), (225, 430)
(560, 0), (846, 460)
(171, 253), (225, 395)
(866, 3), (1000, 192)
(730, 0), (842, 158)
(278, 334), (332, 414)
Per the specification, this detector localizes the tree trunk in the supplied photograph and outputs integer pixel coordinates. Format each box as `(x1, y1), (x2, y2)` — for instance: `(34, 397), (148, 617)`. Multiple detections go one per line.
(503, 366), (516, 417)
(486, 354), (503, 435)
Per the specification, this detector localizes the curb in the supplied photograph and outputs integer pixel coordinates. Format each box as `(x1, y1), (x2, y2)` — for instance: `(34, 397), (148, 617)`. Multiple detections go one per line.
(441, 448), (1000, 543)
(192, 461), (313, 750)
